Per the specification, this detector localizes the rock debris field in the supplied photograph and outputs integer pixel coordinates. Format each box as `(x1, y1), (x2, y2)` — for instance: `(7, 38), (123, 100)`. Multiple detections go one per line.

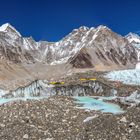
(0, 96), (140, 140)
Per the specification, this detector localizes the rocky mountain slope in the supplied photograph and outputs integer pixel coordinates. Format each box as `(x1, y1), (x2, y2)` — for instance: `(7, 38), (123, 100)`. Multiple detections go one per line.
(0, 23), (139, 90)
(0, 23), (138, 66)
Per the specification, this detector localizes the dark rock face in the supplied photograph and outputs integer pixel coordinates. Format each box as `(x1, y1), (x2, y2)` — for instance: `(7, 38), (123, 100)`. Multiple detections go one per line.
(70, 49), (93, 68)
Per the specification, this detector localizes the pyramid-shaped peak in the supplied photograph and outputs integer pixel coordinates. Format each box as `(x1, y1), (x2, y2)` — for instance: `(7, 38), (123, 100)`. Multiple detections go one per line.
(96, 25), (110, 31)
(0, 23), (21, 37)
(0, 23), (16, 31)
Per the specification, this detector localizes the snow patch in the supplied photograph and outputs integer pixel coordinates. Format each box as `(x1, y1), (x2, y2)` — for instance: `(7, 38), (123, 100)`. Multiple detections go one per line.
(83, 115), (98, 123)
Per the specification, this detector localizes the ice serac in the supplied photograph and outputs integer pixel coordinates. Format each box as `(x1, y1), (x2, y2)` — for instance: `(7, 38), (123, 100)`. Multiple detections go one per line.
(1, 80), (111, 98)
(105, 69), (140, 85)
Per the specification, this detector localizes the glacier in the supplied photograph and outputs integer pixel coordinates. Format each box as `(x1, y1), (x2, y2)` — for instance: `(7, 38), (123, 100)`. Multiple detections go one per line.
(105, 69), (140, 85)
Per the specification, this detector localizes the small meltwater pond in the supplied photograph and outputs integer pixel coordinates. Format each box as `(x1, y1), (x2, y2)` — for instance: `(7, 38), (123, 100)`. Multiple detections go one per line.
(0, 96), (124, 114)
(74, 96), (124, 114)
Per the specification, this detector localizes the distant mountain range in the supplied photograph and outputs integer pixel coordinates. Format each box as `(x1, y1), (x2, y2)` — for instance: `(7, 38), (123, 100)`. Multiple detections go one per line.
(0, 23), (139, 90)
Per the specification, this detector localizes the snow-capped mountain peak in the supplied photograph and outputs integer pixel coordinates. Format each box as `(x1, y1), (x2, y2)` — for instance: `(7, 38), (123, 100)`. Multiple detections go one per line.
(97, 25), (108, 30)
(0, 23), (10, 32)
(79, 26), (89, 31)
(125, 32), (140, 43)
(125, 32), (140, 50)
(0, 23), (21, 37)
(0, 23), (138, 70)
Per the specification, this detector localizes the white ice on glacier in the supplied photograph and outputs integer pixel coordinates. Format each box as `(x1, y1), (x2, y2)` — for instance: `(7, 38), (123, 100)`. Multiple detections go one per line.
(136, 62), (140, 70)
(0, 89), (6, 98)
(124, 90), (140, 105)
(105, 69), (140, 85)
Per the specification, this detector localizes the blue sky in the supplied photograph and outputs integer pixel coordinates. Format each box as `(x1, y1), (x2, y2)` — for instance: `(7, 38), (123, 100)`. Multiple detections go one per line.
(0, 0), (140, 41)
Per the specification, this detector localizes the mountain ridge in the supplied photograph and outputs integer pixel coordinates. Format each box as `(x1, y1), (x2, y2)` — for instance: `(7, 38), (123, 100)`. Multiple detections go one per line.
(2, 23), (140, 44)
(0, 23), (139, 65)
(0, 23), (139, 90)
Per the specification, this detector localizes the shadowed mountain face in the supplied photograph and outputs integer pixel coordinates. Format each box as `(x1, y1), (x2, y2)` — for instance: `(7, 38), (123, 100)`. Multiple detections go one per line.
(0, 23), (139, 90)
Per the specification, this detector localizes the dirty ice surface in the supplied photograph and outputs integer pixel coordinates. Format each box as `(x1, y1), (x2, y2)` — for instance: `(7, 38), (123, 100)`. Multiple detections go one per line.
(74, 96), (124, 114)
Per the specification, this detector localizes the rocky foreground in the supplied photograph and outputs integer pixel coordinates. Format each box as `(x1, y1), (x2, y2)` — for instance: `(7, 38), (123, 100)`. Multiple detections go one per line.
(0, 96), (140, 140)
